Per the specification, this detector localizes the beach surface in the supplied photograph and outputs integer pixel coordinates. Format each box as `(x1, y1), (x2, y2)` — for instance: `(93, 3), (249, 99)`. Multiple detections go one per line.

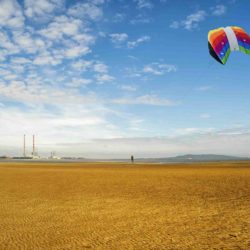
(0, 161), (249, 249)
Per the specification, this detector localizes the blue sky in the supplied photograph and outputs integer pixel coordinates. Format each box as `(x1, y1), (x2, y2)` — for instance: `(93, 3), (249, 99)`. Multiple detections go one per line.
(0, 0), (249, 158)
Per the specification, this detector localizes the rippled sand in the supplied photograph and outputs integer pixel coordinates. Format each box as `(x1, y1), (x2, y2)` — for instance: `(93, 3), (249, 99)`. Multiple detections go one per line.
(0, 162), (249, 249)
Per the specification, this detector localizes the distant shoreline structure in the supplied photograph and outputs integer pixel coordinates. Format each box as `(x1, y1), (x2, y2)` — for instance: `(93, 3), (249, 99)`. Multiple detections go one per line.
(0, 154), (249, 163)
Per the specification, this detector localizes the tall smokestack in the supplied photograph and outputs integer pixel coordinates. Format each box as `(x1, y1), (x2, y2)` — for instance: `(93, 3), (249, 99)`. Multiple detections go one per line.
(23, 134), (26, 157)
(32, 134), (35, 156)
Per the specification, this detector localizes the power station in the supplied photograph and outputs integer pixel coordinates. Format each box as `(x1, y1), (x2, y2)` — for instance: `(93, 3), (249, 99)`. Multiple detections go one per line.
(1, 135), (61, 160)
(22, 134), (39, 159)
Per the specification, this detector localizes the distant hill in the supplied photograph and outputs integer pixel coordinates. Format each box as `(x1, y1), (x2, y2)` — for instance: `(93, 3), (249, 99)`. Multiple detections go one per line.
(136, 154), (250, 163)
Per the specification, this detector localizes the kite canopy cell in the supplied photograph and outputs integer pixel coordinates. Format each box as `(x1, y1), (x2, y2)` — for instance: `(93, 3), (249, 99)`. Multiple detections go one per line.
(208, 26), (250, 65)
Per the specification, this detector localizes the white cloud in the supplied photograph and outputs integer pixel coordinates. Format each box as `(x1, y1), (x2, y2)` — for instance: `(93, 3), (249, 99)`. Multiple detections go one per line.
(73, 33), (95, 44)
(128, 118), (145, 132)
(36, 15), (95, 61)
(0, 0), (24, 28)
(169, 21), (179, 29)
(200, 113), (211, 119)
(64, 45), (91, 58)
(71, 60), (93, 71)
(11, 57), (32, 64)
(171, 127), (214, 136)
(33, 51), (62, 65)
(182, 10), (206, 30)
(71, 60), (113, 81)
(134, 0), (153, 9)
(24, 0), (64, 20)
(125, 67), (142, 78)
(66, 78), (93, 87)
(98, 31), (106, 38)
(110, 33), (128, 45)
(0, 30), (19, 54)
(0, 31), (47, 61)
(113, 95), (179, 106)
(170, 6), (225, 30)
(13, 32), (40, 54)
(126, 61), (176, 78)
(89, 0), (106, 5)
(96, 74), (115, 83)
(113, 13), (125, 23)
(0, 79), (97, 106)
(38, 15), (83, 40)
(127, 55), (138, 60)
(143, 63), (177, 75)
(3, 73), (18, 81)
(216, 127), (250, 136)
(130, 14), (151, 24)
(197, 86), (212, 91)
(211, 5), (227, 16)
(120, 85), (137, 92)
(67, 2), (103, 21)
(127, 35), (150, 49)
(170, 10), (206, 30)
(0, 68), (12, 76)
(93, 62), (108, 73)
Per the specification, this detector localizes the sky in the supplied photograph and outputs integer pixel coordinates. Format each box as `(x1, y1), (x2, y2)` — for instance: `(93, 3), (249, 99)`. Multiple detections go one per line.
(0, 0), (249, 158)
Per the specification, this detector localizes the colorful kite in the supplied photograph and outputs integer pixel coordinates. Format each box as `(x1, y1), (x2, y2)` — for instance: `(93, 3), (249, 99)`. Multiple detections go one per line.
(208, 26), (250, 64)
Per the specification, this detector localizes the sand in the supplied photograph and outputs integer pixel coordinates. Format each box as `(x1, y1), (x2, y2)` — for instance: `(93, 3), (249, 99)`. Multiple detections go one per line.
(0, 161), (249, 249)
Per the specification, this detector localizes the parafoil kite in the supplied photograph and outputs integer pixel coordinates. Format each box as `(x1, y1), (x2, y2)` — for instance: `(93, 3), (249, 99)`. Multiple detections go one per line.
(208, 26), (250, 64)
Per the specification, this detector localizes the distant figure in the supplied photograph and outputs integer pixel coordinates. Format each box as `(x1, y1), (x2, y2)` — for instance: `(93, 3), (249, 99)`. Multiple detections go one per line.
(131, 155), (134, 164)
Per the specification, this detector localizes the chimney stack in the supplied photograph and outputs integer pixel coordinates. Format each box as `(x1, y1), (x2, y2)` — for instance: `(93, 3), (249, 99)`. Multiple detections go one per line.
(32, 134), (35, 156)
(23, 134), (26, 157)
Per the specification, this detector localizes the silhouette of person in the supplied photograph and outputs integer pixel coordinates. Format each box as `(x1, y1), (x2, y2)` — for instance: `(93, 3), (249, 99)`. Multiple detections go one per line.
(131, 155), (134, 163)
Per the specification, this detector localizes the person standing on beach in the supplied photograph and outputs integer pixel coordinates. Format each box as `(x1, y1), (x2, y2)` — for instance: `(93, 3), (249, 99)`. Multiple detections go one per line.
(131, 155), (134, 163)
